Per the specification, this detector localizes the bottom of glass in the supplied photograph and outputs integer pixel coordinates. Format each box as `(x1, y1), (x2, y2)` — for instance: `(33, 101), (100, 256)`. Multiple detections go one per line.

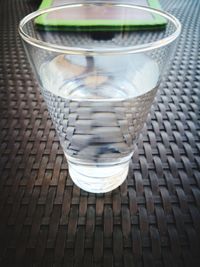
(66, 155), (130, 193)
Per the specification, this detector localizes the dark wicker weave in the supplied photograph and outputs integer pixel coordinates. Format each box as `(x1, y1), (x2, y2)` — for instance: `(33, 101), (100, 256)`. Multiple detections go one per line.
(0, 0), (200, 266)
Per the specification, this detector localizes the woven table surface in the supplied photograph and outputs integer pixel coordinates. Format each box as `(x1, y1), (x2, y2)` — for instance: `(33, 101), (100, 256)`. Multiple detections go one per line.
(0, 0), (200, 266)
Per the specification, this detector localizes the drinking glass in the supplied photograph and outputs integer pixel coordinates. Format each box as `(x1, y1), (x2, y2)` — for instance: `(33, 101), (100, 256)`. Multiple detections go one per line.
(19, 1), (181, 193)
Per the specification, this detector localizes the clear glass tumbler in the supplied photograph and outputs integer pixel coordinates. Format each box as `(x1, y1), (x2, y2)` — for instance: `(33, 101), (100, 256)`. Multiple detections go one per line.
(19, 2), (181, 193)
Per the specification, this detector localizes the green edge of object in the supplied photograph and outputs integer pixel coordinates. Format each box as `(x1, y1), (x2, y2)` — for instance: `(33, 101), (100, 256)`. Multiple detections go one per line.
(35, 0), (167, 30)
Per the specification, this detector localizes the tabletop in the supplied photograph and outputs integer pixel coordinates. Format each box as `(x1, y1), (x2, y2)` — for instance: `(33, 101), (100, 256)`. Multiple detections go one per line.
(0, 0), (200, 266)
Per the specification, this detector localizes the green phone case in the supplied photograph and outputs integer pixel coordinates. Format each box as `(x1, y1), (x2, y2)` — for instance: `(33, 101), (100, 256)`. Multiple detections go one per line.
(35, 0), (167, 31)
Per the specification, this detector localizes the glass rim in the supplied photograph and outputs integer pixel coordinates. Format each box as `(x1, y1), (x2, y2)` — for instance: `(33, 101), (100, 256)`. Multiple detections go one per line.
(19, 1), (181, 55)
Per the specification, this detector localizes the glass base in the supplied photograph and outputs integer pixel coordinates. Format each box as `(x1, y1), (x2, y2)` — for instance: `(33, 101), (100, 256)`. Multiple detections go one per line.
(67, 158), (130, 193)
